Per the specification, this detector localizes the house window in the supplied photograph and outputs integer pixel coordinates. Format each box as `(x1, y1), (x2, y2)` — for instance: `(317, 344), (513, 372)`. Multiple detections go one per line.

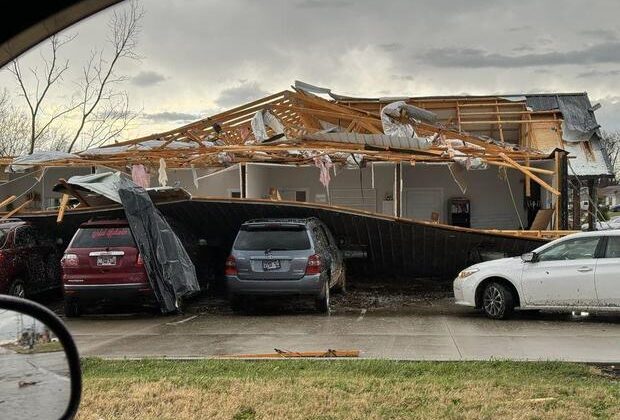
(280, 189), (308, 202)
(295, 190), (307, 202)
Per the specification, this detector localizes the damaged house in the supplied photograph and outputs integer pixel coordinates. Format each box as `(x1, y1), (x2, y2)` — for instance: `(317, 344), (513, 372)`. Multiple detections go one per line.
(0, 82), (613, 278)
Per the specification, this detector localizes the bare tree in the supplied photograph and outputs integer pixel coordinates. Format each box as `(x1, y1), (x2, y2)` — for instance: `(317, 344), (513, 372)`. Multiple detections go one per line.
(8, 35), (79, 154)
(6, 0), (143, 154)
(600, 130), (620, 179)
(0, 89), (29, 156)
(67, 1), (143, 152)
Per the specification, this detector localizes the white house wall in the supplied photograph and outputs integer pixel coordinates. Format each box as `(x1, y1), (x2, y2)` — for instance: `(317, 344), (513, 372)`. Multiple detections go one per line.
(0, 167), (91, 210)
(401, 163), (528, 229)
(245, 163), (394, 213)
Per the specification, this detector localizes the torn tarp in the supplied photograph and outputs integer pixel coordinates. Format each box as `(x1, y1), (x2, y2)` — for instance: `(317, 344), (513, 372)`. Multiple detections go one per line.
(119, 185), (200, 313)
(55, 171), (135, 203)
(250, 110), (285, 143)
(381, 101), (439, 138)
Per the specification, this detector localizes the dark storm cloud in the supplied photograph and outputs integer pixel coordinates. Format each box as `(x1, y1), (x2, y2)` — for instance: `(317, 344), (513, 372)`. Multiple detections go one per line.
(143, 111), (199, 122)
(420, 42), (620, 68)
(296, 0), (354, 9)
(577, 69), (620, 78)
(378, 43), (403, 52)
(579, 29), (618, 41)
(215, 82), (268, 108)
(131, 70), (167, 87)
(507, 25), (533, 32)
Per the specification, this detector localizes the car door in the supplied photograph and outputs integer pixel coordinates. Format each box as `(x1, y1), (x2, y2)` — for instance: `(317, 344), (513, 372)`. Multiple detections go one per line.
(520, 236), (601, 307)
(594, 235), (620, 307)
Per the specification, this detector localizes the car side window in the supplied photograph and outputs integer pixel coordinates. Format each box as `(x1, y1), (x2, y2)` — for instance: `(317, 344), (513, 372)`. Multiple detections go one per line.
(603, 236), (620, 258)
(319, 225), (334, 247)
(312, 226), (328, 249)
(14, 226), (38, 247)
(536, 237), (600, 262)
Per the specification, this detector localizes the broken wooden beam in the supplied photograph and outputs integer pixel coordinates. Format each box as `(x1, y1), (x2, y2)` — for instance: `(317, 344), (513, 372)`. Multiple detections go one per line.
(219, 349), (360, 358)
(56, 194), (70, 223)
(499, 153), (560, 196)
(1, 199), (33, 220)
(0, 195), (17, 209)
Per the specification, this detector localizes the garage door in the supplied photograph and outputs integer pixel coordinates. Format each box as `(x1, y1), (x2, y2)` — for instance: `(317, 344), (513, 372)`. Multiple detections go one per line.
(404, 188), (444, 222)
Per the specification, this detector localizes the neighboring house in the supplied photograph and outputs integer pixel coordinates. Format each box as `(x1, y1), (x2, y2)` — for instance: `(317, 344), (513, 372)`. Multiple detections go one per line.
(598, 184), (620, 208)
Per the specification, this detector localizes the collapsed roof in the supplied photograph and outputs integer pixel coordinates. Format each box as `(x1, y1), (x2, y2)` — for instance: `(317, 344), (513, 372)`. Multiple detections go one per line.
(1, 84), (556, 174)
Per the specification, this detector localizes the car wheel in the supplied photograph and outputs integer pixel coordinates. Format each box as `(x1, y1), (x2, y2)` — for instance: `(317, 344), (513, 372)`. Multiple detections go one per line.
(315, 281), (330, 314)
(8, 280), (26, 298)
(482, 282), (514, 320)
(64, 301), (81, 318)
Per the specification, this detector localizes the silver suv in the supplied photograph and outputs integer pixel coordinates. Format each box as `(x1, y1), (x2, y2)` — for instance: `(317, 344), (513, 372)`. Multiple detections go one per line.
(225, 218), (346, 313)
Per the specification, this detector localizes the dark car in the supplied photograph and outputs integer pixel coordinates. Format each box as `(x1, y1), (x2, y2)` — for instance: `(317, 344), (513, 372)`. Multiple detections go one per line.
(0, 218), (62, 298)
(225, 218), (346, 313)
(61, 219), (155, 316)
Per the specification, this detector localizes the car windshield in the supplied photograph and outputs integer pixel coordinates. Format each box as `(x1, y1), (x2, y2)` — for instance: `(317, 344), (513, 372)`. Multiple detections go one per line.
(70, 227), (136, 248)
(234, 226), (310, 251)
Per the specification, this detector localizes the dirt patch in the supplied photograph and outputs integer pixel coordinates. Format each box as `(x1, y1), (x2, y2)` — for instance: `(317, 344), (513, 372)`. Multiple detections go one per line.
(186, 277), (456, 316)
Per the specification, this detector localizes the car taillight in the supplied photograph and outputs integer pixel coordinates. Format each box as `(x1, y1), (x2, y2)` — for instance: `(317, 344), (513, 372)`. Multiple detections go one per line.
(61, 254), (79, 267)
(225, 255), (237, 276)
(305, 254), (321, 275)
(136, 253), (144, 266)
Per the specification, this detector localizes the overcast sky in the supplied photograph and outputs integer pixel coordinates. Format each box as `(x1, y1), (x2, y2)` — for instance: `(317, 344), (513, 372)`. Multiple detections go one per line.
(2, 0), (620, 142)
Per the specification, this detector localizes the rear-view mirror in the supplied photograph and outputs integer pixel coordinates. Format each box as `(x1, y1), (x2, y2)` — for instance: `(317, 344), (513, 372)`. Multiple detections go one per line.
(0, 296), (81, 420)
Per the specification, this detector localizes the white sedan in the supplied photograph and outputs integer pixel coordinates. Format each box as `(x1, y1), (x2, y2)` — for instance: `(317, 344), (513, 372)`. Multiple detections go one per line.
(454, 230), (620, 319)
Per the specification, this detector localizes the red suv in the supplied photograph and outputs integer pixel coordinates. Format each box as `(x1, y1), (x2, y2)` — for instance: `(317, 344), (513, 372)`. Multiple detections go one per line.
(61, 219), (155, 317)
(0, 219), (61, 298)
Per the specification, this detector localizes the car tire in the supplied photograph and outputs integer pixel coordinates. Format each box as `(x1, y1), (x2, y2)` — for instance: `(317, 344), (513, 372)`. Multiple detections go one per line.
(315, 281), (330, 314)
(8, 279), (26, 299)
(64, 301), (81, 318)
(482, 282), (514, 320)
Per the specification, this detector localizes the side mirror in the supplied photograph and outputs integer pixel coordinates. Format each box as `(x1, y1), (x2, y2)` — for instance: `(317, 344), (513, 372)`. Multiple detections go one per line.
(521, 252), (536, 263)
(0, 295), (81, 419)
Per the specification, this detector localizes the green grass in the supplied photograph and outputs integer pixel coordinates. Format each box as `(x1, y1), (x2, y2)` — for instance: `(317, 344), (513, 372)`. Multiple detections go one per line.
(78, 359), (620, 420)
(2, 341), (63, 354)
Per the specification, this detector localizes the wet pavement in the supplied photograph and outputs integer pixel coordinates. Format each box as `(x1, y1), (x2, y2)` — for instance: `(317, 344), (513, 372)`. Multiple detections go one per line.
(61, 290), (620, 362)
(0, 349), (70, 420)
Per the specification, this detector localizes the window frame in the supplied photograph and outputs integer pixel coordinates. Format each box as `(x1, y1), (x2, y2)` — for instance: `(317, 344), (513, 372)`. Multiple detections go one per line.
(535, 236), (604, 262)
(600, 235), (620, 259)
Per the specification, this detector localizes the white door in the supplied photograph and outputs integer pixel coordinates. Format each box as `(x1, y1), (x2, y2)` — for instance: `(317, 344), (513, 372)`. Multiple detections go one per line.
(521, 236), (600, 306)
(405, 188), (443, 222)
(594, 235), (620, 307)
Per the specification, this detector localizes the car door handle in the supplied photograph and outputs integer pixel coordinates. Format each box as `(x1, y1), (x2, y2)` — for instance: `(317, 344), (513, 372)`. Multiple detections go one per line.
(577, 266), (593, 272)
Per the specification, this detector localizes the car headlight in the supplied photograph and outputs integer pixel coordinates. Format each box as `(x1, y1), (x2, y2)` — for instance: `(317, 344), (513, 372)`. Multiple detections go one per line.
(457, 268), (479, 279)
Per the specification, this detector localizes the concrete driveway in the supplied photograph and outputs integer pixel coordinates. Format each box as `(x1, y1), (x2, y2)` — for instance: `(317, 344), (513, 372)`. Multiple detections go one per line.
(64, 300), (620, 362)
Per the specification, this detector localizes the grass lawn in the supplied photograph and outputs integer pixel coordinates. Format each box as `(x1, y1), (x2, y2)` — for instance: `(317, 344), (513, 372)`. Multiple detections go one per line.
(2, 341), (64, 354)
(77, 359), (619, 419)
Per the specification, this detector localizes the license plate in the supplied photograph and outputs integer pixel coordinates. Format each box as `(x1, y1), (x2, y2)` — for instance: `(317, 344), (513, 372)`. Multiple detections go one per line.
(97, 255), (117, 266)
(262, 260), (281, 271)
